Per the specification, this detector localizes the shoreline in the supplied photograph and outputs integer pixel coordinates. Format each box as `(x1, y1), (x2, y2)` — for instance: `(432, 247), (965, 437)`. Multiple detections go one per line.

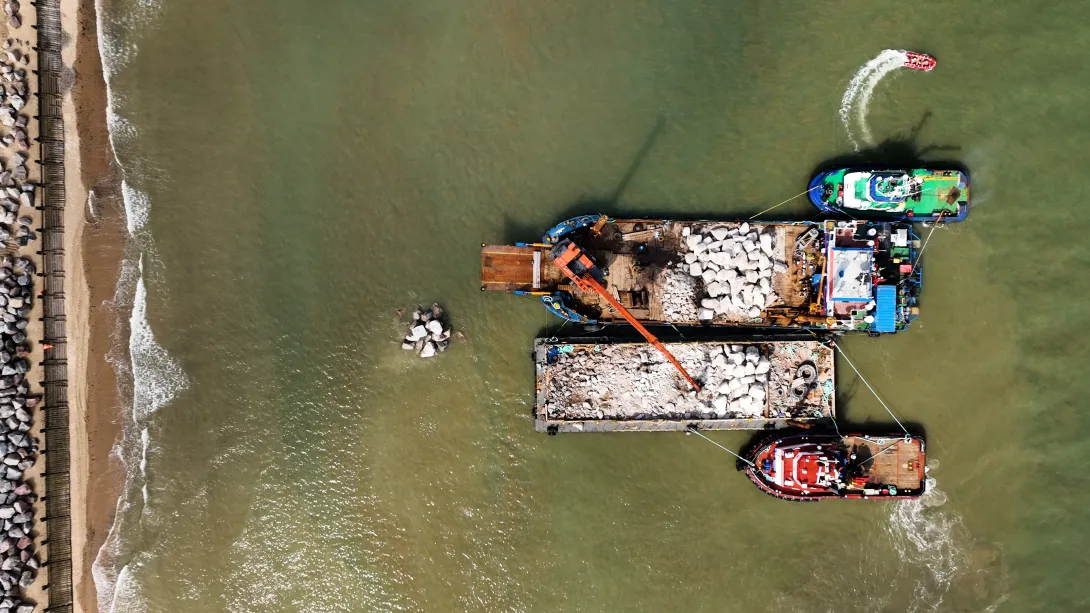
(61, 0), (126, 611)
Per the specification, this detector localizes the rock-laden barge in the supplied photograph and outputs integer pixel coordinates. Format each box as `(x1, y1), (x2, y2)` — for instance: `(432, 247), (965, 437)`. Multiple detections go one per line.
(482, 216), (922, 334)
(533, 336), (834, 433)
(808, 168), (970, 222)
(740, 432), (927, 501)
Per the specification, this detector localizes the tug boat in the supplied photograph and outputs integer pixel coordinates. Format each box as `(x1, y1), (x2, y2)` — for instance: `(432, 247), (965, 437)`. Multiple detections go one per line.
(808, 168), (970, 222)
(740, 431), (926, 501)
(903, 51), (936, 71)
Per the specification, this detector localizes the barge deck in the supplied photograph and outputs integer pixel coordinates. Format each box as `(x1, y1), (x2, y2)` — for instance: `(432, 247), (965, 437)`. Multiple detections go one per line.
(483, 217), (922, 334)
(534, 336), (834, 433)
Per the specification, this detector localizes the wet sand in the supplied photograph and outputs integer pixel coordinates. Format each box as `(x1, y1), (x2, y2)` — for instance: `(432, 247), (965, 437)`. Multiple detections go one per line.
(61, 0), (126, 610)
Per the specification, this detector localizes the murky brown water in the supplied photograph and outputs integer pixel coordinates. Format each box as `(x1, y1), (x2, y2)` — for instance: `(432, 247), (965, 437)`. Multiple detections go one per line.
(92, 0), (1090, 611)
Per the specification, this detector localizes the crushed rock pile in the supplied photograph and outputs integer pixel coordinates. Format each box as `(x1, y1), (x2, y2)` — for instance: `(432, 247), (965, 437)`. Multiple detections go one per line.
(400, 303), (452, 358)
(545, 343), (774, 421)
(0, 255), (40, 612)
(660, 222), (788, 323)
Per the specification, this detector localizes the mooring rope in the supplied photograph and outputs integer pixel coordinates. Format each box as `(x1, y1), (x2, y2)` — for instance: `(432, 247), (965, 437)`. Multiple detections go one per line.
(830, 341), (909, 436)
(910, 210), (945, 275)
(748, 186), (820, 220)
(685, 426), (755, 467)
(829, 412), (844, 438)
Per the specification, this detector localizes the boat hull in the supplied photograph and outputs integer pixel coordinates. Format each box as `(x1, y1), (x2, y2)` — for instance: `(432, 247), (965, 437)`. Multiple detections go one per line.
(740, 431), (927, 501)
(903, 51), (937, 71)
(809, 168), (970, 222)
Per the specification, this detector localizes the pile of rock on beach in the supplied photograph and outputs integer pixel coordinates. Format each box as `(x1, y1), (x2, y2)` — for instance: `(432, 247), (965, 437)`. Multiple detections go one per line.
(400, 303), (453, 358)
(0, 255), (39, 613)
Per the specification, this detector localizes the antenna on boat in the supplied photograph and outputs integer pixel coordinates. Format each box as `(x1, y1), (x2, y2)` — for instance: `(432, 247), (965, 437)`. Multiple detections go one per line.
(748, 186), (822, 219)
(608, 116), (666, 206)
(909, 209), (945, 276)
(684, 425), (755, 467)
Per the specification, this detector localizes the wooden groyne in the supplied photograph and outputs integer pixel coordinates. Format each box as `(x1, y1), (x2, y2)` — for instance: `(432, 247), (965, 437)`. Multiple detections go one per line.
(34, 0), (74, 611)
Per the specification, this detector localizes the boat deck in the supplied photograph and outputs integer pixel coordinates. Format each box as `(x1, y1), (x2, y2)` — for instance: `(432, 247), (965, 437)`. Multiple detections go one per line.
(482, 219), (817, 324)
(850, 436), (926, 490)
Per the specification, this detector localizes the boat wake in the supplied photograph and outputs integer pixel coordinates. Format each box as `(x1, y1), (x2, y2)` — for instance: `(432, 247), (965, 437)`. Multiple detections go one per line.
(839, 50), (908, 151)
(886, 477), (967, 612)
(886, 476), (1009, 613)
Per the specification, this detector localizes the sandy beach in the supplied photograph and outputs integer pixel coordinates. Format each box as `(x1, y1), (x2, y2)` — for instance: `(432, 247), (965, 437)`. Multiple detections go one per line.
(61, 0), (125, 611)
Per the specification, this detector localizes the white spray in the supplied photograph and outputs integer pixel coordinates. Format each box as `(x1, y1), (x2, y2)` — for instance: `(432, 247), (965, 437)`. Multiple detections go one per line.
(93, 0), (176, 610)
(839, 49), (908, 150)
(885, 476), (993, 613)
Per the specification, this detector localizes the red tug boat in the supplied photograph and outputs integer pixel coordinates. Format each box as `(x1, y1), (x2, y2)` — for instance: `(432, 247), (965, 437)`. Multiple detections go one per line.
(903, 51), (936, 72)
(739, 431), (927, 501)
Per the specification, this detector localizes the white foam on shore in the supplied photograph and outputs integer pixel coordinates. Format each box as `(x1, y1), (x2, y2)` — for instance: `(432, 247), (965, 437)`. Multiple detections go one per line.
(93, 2), (176, 611)
(95, 256), (184, 613)
(839, 50), (907, 150)
(95, 0), (163, 82)
(92, 444), (137, 613)
(122, 181), (148, 235)
(129, 259), (188, 423)
(105, 562), (149, 613)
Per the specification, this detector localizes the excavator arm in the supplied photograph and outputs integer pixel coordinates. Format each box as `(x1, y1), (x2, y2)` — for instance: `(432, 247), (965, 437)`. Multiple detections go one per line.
(551, 240), (702, 391)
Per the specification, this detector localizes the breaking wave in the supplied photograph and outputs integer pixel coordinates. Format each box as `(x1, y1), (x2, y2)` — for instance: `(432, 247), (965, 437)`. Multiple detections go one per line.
(93, 0), (179, 611)
(128, 262), (188, 422)
(121, 182), (147, 235)
(839, 49), (907, 150)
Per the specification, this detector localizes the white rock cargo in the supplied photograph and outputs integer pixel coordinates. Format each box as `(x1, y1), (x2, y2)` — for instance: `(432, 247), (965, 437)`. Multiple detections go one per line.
(534, 338), (835, 432)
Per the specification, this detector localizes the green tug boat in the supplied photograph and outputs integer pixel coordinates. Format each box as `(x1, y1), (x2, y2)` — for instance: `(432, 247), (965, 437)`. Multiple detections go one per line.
(809, 168), (970, 222)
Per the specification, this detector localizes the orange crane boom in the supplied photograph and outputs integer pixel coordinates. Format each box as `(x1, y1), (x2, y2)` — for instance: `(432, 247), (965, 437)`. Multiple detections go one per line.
(551, 240), (702, 391)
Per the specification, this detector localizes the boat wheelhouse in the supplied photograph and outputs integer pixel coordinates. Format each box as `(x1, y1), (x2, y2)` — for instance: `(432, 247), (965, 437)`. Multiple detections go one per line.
(808, 168), (970, 222)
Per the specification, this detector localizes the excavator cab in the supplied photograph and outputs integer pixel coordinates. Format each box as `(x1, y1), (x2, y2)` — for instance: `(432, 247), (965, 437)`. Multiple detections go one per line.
(550, 239), (605, 290)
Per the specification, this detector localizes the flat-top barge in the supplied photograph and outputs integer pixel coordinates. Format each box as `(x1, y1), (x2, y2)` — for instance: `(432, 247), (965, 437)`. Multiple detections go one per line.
(533, 336), (834, 433)
(482, 216), (922, 334)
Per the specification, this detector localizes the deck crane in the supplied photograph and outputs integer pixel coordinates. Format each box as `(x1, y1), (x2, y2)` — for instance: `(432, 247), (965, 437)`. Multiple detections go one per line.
(550, 239), (702, 392)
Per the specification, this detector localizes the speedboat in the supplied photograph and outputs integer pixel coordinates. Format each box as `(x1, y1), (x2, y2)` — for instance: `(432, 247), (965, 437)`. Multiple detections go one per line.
(903, 51), (936, 71)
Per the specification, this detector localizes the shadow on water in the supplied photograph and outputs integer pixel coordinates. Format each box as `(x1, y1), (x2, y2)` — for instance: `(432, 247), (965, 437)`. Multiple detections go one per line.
(501, 213), (542, 244)
(501, 116), (666, 243)
(813, 111), (967, 175)
(610, 115), (666, 205)
(504, 113), (971, 244)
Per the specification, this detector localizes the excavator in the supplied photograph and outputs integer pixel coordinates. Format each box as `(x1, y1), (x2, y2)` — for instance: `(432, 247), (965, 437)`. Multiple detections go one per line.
(550, 238), (702, 392)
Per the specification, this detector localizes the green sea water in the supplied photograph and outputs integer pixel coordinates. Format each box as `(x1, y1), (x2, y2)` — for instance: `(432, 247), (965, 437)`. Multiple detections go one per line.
(95, 0), (1089, 611)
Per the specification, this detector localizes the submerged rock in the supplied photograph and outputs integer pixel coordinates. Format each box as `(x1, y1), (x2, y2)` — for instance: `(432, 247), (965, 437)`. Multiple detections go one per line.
(419, 341), (437, 358)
